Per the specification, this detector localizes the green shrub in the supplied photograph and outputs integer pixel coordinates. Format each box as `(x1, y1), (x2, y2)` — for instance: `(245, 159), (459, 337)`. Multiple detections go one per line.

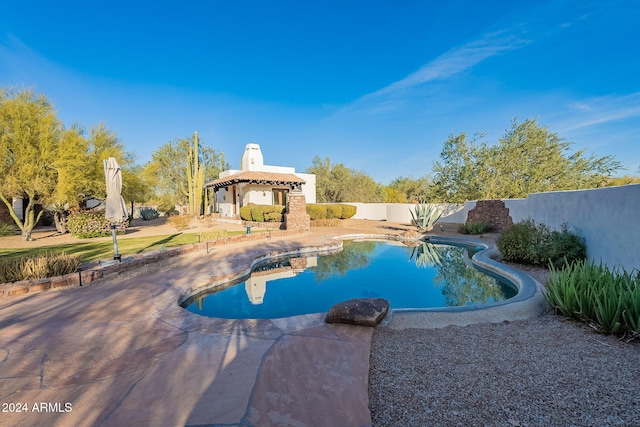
(239, 205), (285, 222)
(340, 204), (357, 219)
(543, 226), (587, 267)
(240, 206), (252, 221)
(0, 221), (15, 237)
(139, 207), (160, 221)
(497, 219), (585, 267)
(263, 205), (285, 222)
(306, 204), (327, 220)
(546, 261), (640, 336)
(0, 253), (80, 283)
(67, 211), (128, 238)
(326, 204), (343, 219)
(458, 222), (490, 235)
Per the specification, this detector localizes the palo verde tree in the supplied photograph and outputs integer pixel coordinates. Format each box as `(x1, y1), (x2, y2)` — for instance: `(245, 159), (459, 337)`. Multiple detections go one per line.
(306, 156), (384, 203)
(0, 88), (146, 237)
(143, 133), (228, 214)
(0, 88), (71, 240)
(485, 118), (621, 198)
(385, 175), (433, 203)
(431, 118), (622, 202)
(48, 123), (143, 233)
(431, 132), (488, 203)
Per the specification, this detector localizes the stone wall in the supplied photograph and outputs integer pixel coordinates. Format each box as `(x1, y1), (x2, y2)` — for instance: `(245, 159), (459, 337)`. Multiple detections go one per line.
(466, 199), (513, 232)
(285, 193), (310, 232)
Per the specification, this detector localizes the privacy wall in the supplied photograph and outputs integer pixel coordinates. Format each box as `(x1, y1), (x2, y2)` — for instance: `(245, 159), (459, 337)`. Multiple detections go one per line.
(345, 183), (640, 271)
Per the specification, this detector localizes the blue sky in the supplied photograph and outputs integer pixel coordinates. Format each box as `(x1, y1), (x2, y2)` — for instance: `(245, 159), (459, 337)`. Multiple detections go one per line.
(1, 0), (639, 183)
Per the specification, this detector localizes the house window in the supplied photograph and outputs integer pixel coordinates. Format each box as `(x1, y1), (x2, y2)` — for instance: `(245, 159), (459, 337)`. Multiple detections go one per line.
(272, 189), (288, 206)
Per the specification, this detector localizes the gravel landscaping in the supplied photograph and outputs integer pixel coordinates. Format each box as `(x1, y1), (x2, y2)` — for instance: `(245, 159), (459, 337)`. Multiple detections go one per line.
(369, 267), (640, 427)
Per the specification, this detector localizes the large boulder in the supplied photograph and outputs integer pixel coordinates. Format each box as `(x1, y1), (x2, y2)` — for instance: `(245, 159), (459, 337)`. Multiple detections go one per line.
(325, 298), (390, 327)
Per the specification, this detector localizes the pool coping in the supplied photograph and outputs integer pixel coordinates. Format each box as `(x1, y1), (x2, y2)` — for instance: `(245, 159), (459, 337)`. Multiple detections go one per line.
(178, 233), (549, 330)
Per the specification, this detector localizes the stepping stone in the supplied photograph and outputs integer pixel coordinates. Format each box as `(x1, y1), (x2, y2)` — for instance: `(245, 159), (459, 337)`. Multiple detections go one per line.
(325, 298), (390, 327)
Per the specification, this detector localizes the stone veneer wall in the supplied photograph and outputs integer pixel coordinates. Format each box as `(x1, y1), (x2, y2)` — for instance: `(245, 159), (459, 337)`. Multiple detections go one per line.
(284, 193), (310, 232)
(466, 199), (514, 232)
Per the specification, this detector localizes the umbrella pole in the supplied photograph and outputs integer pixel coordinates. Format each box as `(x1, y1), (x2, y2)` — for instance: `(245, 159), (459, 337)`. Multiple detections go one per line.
(111, 224), (121, 262)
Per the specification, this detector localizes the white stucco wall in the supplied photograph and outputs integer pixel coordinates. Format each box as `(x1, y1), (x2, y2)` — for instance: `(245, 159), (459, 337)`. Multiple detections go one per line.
(297, 173), (316, 204)
(12, 198), (23, 221)
(338, 185), (640, 271)
(469, 185), (640, 271)
(346, 203), (465, 223)
(514, 185), (639, 271)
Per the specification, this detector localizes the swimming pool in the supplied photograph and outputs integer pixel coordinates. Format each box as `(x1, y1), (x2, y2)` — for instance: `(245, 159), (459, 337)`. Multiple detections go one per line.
(181, 240), (518, 319)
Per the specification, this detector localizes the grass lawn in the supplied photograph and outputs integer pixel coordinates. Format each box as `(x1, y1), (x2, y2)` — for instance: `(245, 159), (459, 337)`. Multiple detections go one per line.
(0, 230), (251, 262)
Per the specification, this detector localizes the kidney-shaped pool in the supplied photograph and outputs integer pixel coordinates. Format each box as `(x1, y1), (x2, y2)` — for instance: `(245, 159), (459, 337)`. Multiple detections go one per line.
(180, 240), (518, 319)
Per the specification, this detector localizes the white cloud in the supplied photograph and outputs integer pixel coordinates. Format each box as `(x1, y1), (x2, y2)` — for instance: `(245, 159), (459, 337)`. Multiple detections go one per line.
(564, 92), (640, 130)
(368, 31), (530, 99)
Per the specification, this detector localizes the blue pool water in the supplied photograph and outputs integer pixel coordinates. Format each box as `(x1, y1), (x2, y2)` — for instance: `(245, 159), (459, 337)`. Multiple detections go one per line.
(182, 240), (517, 319)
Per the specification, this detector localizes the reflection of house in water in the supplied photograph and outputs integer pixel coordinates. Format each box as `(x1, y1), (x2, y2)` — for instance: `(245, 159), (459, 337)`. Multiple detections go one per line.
(244, 256), (317, 304)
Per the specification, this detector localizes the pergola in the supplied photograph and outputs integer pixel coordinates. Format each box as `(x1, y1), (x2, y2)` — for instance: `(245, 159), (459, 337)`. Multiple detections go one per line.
(205, 171), (306, 190)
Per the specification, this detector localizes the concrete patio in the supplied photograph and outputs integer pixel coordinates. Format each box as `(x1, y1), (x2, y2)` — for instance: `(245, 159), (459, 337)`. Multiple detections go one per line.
(0, 222), (545, 426)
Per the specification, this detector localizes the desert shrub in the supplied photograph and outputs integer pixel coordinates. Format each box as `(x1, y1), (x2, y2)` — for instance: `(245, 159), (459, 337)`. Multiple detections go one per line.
(326, 204), (343, 219)
(0, 253), (80, 283)
(340, 204), (357, 219)
(543, 226), (587, 267)
(158, 202), (179, 216)
(306, 204), (328, 220)
(168, 215), (192, 230)
(0, 222), (15, 237)
(310, 218), (342, 227)
(139, 207), (160, 221)
(458, 222), (490, 235)
(497, 219), (585, 267)
(546, 260), (640, 337)
(67, 211), (128, 238)
(200, 229), (229, 241)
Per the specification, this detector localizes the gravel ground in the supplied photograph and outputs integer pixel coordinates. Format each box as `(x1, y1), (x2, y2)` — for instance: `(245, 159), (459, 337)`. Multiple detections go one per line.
(369, 268), (640, 427)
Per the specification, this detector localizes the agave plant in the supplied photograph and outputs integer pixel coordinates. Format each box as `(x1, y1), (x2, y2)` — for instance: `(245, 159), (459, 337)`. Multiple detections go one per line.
(410, 203), (442, 233)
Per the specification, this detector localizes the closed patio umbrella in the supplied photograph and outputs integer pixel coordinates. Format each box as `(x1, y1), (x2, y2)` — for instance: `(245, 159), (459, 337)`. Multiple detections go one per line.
(104, 157), (128, 261)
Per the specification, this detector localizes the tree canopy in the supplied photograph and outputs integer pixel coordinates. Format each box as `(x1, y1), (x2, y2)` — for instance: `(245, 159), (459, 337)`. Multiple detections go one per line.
(306, 156), (384, 203)
(0, 88), (145, 238)
(431, 118), (622, 202)
(143, 134), (228, 211)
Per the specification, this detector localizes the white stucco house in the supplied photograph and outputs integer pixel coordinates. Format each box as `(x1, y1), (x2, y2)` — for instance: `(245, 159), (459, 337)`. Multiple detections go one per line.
(206, 143), (316, 218)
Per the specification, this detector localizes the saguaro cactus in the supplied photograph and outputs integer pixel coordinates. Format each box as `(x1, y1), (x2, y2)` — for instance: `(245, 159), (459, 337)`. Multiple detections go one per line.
(181, 131), (205, 216)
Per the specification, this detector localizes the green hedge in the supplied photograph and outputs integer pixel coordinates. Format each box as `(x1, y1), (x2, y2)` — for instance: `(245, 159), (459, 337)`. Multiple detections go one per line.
(67, 211), (129, 238)
(240, 205), (285, 222)
(306, 204), (356, 220)
(306, 204), (327, 220)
